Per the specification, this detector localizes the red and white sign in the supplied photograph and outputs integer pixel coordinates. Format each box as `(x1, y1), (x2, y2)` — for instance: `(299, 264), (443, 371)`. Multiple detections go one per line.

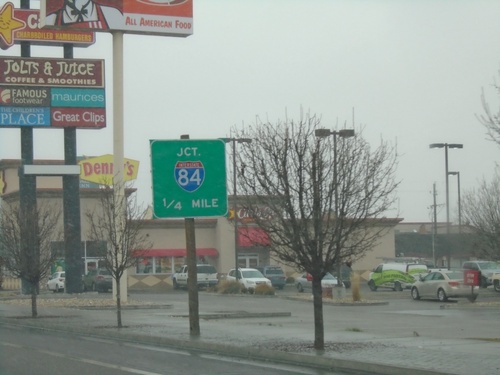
(464, 270), (480, 286)
(40, 0), (193, 37)
(0, 3), (95, 50)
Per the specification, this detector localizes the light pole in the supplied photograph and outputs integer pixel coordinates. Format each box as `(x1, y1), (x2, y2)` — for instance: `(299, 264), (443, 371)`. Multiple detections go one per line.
(224, 137), (252, 280)
(315, 128), (355, 284)
(429, 143), (463, 268)
(448, 171), (461, 234)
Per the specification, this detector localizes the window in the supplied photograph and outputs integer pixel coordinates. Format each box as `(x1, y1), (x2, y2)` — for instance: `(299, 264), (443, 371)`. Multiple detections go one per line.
(423, 273), (434, 281)
(136, 258), (153, 274)
(135, 257), (179, 274)
(197, 265), (216, 274)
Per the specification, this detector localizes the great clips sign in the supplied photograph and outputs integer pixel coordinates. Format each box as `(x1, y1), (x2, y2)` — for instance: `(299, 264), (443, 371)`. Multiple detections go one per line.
(0, 57), (106, 129)
(41, 0), (193, 37)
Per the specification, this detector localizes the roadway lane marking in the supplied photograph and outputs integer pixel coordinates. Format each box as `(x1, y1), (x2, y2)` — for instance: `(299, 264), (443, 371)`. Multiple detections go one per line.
(199, 353), (320, 374)
(123, 342), (191, 356)
(0, 342), (162, 375)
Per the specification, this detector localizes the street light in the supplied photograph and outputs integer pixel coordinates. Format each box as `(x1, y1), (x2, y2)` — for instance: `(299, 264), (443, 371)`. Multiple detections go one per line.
(315, 128), (355, 284)
(429, 143), (463, 268)
(315, 128), (355, 215)
(448, 171), (461, 234)
(224, 137), (252, 280)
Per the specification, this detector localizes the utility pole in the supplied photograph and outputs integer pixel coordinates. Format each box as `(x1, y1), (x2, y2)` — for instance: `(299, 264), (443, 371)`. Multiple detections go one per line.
(432, 183), (438, 267)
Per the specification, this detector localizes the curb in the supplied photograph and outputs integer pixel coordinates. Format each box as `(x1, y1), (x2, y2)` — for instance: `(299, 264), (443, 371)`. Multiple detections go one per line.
(281, 296), (389, 306)
(77, 304), (173, 310)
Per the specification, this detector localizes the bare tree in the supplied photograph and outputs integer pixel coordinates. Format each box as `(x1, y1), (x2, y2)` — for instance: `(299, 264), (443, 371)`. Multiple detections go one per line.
(85, 183), (152, 328)
(0, 201), (62, 317)
(461, 168), (500, 260)
(478, 84), (500, 146)
(232, 112), (399, 350)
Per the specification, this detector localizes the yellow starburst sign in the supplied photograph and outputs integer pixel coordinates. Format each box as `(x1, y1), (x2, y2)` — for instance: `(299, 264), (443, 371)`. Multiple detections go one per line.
(0, 2), (26, 47)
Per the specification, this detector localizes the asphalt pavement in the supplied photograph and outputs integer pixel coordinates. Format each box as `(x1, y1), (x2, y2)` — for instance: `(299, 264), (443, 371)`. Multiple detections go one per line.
(0, 286), (499, 375)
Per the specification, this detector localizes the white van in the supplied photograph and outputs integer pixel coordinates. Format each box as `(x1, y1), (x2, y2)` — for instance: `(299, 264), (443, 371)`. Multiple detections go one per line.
(368, 262), (428, 291)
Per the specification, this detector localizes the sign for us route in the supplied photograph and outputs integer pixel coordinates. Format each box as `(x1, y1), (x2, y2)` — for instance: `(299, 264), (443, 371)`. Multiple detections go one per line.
(150, 139), (227, 218)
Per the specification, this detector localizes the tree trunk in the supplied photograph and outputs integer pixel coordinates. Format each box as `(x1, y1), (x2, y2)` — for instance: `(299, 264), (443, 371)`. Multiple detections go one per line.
(116, 277), (122, 328)
(31, 291), (38, 318)
(312, 277), (324, 350)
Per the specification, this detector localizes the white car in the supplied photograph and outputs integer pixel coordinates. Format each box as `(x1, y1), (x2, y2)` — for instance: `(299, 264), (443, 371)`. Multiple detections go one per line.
(47, 271), (65, 293)
(411, 270), (478, 302)
(296, 272), (342, 293)
(226, 268), (272, 293)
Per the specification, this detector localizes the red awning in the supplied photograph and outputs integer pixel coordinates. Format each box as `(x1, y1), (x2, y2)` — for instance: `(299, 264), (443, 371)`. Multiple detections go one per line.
(238, 227), (270, 247)
(134, 248), (219, 257)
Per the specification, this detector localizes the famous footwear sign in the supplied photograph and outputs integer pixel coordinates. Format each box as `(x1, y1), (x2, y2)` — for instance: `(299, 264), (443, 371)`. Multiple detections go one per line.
(0, 57), (106, 128)
(40, 0), (193, 37)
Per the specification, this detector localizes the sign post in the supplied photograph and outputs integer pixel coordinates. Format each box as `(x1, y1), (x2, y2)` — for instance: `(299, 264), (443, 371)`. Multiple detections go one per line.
(150, 139), (227, 218)
(464, 270), (480, 298)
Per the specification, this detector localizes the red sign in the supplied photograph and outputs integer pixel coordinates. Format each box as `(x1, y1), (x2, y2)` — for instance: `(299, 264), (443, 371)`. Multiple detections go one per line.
(41, 0), (193, 37)
(51, 107), (106, 128)
(464, 270), (480, 286)
(0, 3), (95, 50)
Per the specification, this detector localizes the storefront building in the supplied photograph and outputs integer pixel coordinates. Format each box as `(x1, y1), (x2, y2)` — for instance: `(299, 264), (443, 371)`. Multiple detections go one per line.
(0, 158), (400, 291)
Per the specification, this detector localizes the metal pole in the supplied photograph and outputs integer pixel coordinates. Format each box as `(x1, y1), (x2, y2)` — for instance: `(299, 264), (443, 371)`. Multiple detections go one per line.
(445, 145), (450, 232)
(333, 133), (338, 219)
(432, 182), (437, 267)
(444, 145), (450, 269)
(233, 139), (239, 279)
(457, 172), (462, 233)
(112, 31), (127, 302)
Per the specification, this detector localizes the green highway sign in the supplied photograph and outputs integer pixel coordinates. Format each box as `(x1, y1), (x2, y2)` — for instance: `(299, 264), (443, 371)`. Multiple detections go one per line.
(150, 139), (228, 218)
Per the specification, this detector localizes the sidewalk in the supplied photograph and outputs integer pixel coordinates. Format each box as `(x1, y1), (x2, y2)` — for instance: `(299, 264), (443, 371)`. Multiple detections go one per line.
(1, 290), (499, 375)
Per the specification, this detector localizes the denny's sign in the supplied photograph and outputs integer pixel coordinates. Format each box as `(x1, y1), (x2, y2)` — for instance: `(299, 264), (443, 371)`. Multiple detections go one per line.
(79, 154), (139, 184)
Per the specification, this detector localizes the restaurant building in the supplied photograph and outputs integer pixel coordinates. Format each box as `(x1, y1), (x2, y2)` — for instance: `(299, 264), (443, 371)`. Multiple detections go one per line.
(0, 158), (400, 291)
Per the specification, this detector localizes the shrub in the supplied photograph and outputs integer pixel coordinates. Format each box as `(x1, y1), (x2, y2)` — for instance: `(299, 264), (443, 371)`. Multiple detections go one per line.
(216, 280), (242, 294)
(286, 276), (295, 284)
(351, 272), (361, 301)
(254, 283), (275, 295)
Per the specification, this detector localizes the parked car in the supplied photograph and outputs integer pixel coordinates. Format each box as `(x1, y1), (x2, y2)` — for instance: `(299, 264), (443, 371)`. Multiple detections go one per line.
(410, 270), (478, 302)
(462, 260), (500, 288)
(172, 264), (219, 289)
(226, 268), (272, 293)
(82, 268), (113, 293)
(255, 266), (286, 289)
(47, 271), (65, 293)
(491, 272), (500, 292)
(295, 272), (342, 293)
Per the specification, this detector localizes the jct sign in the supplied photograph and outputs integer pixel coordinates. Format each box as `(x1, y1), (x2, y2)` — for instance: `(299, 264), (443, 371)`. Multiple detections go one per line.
(150, 139), (227, 218)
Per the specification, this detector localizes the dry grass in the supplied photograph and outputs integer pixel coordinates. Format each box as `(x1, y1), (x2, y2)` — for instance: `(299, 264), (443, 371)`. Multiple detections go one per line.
(350, 273), (362, 301)
(216, 280), (243, 294)
(254, 284), (275, 295)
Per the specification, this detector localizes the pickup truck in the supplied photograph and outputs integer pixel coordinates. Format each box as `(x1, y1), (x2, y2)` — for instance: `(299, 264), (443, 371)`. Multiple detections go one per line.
(172, 264), (219, 289)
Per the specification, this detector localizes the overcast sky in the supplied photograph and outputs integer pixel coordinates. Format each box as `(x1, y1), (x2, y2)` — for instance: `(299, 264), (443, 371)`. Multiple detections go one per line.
(1, 0), (500, 223)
